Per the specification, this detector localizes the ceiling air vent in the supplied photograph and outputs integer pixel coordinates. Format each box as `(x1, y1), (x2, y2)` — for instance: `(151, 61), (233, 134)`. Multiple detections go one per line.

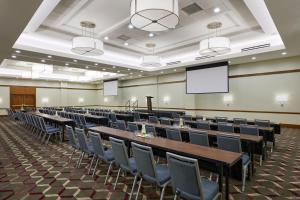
(195, 55), (215, 60)
(181, 3), (203, 15)
(242, 43), (270, 52)
(167, 61), (181, 66)
(117, 35), (131, 41)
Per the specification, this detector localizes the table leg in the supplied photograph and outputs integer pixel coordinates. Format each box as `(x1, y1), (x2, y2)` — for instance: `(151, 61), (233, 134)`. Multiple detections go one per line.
(218, 163), (223, 193)
(62, 125), (65, 142)
(249, 142), (254, 179)
(225, 165), (230, 200)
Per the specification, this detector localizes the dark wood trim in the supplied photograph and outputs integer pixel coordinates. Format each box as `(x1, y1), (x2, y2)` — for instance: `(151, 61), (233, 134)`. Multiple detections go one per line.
(280, 123), (300, 129)
(229, 69), (300, 79)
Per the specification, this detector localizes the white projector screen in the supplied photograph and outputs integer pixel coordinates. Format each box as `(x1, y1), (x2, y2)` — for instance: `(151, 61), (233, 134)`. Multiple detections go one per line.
(186, 62), (229, 94)
(103, 80), (118, 96)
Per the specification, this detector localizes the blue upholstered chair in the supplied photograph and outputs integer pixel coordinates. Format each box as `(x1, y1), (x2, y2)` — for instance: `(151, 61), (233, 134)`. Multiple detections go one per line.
(146, 125), (157, 136)
(116, 120), (126, 131)
(75, 128), (94, 169)
(218, 122), (234, 133)
(131, 142), (171, 200)
(196, 120), (210, 130)
(161, 118), (171, 125)
(189, 131), (209, 146)
(89, 132), (114, 180)
(217, 134), (250, 192)
(167, 152), (221, 200)
(149, 116), (159, 124)
(215, 117), (228, 123)
(233, 118), (247, 125)
(166, 128), (182, 141)
(127, 122), (139, 132)
(109, 137), (137, 194)
(66, 125), (80, 164)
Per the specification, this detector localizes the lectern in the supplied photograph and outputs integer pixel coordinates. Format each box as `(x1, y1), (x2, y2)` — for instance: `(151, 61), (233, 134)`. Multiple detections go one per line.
(146, 96), (154, 112)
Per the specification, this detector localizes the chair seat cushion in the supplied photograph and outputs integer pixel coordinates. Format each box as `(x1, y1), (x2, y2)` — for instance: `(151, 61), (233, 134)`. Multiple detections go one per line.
(202, 179), (219, 200)
(128, 157), (137, 172)
(155, 164), (171, 185)
(104, 149), (114, 161)
(46, 127), (60, 134)
(85, 123), (96, 128)
(242, 154), (250, 166)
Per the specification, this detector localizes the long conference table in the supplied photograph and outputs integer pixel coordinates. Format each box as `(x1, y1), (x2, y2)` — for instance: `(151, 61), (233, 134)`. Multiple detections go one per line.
(89, 126), (242, 200)
(134, 121), (264, 173)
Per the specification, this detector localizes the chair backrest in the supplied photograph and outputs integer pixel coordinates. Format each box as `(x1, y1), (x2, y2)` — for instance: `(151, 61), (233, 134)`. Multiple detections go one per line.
(216, 117), (228, 123)
(79, 115), (87, 125)
(167, 152), (204, 200)
(255, 119), (270, 127)
(182, 115), (192, 121)
(160, 118), (171, 125)
(133, 112), (141, 122)
(172, 112), (180, 119)
(116, 120), (126, 130)
(89, 131), (106, 157)
(240, 125), (259, 136)
(218, 122), (234, 133)
(66, 125), (77, 148)
(189, 131), (209, 146)
(166, 128), (182, 141)
(149, 116), (159, 124)
(217, 134), (241, 153)
(127, 122), (139, 132)
(109, 137), (131, 170)
(131, 142), (157, 183)
(145, 125), (156, 136)
(110, 113), (117, 123)
(38, 117), (47, 131)
(233, 118), (247, 125)
(76, 128), (90, 153)
(196, 120), (210, 130)
(195, 115), (203, 120)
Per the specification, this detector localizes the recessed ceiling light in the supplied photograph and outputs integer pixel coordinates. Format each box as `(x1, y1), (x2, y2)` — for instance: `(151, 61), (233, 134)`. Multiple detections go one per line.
(228, 60), (231, 64)
(214, 7), (221, 13)
(127, 69), (131, 71)
(65, 63), (69, 66)
(73, 59), (77, 62)
(15, 50), (21, 53)
(149, 33), (155, 37)
(128, 24), (134, 29)
(140, 70), (143, 72)
(94, 63), (98, 66)
(41, 59), (46, 63)
(130, 72), (133, 74)
(124, 42), (129, 46)
(138, 74), (142, 77)
(160, 71), (164, 74)
(174, 69), (177, 72)
(117, 70), (120, 73)
(47, 55), (52, 58)
(103, 68), (106, 71)
(251, 57), (256, 60)
(86, 66), (89, 69)
(11, 55), (16, 59)
(104, 36), (109, 40)
(281, 52), (287, 55)
(113, 66), (116, 69)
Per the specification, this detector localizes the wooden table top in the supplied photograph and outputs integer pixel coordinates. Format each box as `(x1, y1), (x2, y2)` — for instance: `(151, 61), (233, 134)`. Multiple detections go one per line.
(89, 126), (242, 166)
(34, 112), (73, 123)
(134, 121), (263, 143)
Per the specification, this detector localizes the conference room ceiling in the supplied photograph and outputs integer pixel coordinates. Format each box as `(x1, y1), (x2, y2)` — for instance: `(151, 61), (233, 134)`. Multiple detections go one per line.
(0, 0), (299, 82)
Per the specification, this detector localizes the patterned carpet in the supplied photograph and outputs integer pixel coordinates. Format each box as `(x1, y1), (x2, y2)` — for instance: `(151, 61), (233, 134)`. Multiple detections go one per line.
(0, 116), (299, 200)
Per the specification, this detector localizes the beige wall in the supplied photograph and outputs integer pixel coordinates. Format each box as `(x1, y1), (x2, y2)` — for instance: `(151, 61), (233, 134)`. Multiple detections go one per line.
(0, 56), (299, 124)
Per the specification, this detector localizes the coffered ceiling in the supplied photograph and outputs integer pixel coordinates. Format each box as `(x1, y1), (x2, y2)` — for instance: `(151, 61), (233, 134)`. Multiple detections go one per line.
(1, 0), (299, 83)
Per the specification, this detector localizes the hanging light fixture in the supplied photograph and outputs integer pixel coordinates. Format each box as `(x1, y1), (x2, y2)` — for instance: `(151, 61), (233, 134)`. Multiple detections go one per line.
(71, 21), (104, 56)
(130, 0), (179, 32)
(199, 22), (231, 56)
(141, 43), (162, 68)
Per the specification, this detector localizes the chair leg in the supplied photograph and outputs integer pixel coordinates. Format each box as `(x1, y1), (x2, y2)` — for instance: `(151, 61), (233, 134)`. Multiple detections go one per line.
(173, 194), (177, 200)
(92, 158), (99, 177)
(68, 149), (76, 164)
(114, 168), (122, 190)
(104, 162), (113, 185)
(259, 155), (263, 166)
(129, 174), (138, 200)
(46, 134), (51, 145)
(242, 167), (247, 192)
(135, 178), (143, 200)
(88, 155), (95, 174)
(160, 184), (167, 200)
(77, 152), (85, 168)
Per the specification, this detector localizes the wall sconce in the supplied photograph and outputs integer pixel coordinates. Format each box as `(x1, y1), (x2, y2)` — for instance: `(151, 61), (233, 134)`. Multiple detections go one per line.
(223, 95), (233, 106)
(275, 94), (288, 107)
(78, 97), (84, 103)
(163, 96), (170, 105)
(104, 97), (108, 103)
(131, 96), (137, 103)
(41, 97), (49, 104)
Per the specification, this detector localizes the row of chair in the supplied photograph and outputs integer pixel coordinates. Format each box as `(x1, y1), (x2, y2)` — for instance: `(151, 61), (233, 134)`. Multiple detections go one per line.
(65, 126), (222, 200)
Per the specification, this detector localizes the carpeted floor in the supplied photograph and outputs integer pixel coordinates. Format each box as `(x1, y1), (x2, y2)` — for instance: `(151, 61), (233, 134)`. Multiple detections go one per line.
(0, 117), (299, 200)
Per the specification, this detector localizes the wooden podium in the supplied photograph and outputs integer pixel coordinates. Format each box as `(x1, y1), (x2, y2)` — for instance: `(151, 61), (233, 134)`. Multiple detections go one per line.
(146, 96), (154, 112)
